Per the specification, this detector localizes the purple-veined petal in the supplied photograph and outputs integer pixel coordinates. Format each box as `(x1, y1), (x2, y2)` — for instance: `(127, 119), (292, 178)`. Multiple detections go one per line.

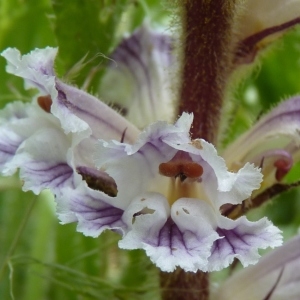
(59, 185), (126, 237)
(53, 80), (140, 143)
(21, 160), (73, 195)
(119, 194), (217, 272)
(208, 216), (282, 272)
(169, 198), (221, 272)
(99, 25), (177, 129)
(224, 96), (300, 161)
(143, 218), (211, 273)
(98, 116), (187, 161)
(214, 235), (300, 300)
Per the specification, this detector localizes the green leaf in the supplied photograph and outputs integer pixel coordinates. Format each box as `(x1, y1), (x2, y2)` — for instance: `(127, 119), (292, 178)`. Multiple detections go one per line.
(51, 0), (129, 88)
(0, 0), (56, 107)
(255, 27), (300, 109)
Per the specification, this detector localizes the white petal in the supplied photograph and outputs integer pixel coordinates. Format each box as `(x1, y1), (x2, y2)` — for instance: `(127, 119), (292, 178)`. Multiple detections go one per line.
(1, 47), (57, 94)
(99, 25), (177, 129)
(204, 162), (262, 208)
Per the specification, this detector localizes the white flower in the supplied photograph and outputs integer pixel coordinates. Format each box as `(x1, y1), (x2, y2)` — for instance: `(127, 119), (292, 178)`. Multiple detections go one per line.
(0, 46), (139, 233)
(93, 112), (281, 272)
(223, 96), (300, 194)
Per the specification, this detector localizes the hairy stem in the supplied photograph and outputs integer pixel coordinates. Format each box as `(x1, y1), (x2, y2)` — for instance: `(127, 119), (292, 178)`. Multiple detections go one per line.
(160, 268), (209, 300)
(178, 0), (237, 143)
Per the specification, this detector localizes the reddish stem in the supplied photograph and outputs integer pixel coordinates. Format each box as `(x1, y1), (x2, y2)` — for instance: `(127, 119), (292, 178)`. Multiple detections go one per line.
(160, 269), (209, 300)
(178, 1), (236, 143)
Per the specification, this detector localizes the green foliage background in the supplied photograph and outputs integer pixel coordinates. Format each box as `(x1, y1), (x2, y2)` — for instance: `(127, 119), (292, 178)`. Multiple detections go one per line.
(0, 1), (300, 299)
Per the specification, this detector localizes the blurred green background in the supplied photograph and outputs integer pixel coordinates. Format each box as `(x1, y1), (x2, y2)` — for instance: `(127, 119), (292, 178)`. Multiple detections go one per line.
(0, 0), (300, 299)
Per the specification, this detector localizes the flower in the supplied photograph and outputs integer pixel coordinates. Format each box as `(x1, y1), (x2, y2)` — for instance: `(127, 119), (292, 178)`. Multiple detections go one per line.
(94, 112), (281, 272)
(223, 96), (300, 196)
(0, 46), (139, 232)
(0, 26), (282, 273)
(213, 234), (300, 300)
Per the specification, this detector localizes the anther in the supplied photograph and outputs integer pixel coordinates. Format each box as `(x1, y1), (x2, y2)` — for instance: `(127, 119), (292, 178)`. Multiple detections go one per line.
(159, 151), (203, 182)
(37, 95), (52, 113)
(77, 167), (118, 197)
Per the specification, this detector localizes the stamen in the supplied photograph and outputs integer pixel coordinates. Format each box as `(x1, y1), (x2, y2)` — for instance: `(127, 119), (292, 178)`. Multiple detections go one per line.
(159, 151), (203, 181)
(37, 95), (52, 113)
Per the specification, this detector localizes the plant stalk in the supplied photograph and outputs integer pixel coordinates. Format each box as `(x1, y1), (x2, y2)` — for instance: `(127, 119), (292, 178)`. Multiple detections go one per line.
(178, 0), (237, 144)
(161, 1), (237, 299)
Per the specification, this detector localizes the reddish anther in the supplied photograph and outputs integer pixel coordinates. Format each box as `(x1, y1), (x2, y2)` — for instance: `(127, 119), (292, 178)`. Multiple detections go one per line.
(274, 159), (292, 181)
(159, 161), (203, 181)
(37, 95), (52, 113)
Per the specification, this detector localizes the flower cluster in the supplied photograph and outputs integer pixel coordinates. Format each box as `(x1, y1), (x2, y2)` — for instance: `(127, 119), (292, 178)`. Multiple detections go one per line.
(0, 26), (286, 273)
